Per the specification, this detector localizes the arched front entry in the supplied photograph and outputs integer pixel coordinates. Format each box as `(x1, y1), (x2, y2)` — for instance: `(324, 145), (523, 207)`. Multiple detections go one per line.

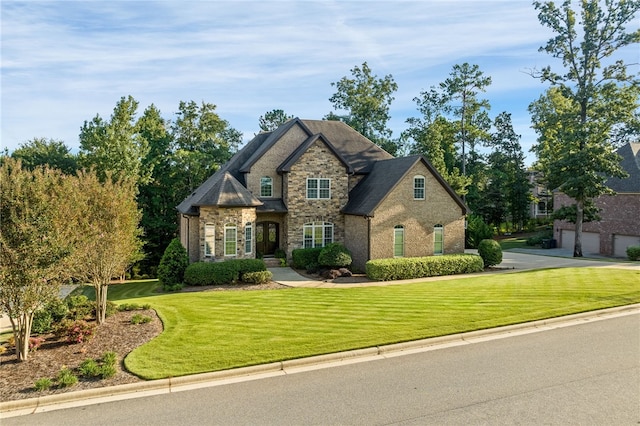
(256, 221), (279, 257)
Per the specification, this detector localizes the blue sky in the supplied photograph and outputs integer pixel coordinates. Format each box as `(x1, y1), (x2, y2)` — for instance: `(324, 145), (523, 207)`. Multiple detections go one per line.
(2, 1), (638, 166)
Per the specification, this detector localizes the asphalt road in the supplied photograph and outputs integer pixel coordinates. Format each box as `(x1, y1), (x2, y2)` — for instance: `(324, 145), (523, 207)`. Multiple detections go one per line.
(5, 312), (638, 425)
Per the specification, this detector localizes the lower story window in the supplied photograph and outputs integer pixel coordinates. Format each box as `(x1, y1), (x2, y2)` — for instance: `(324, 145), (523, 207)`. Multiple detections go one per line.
(224, 224), (237, 256)
(245, 223), (253, 254)
(434, 224), (444, 255)
(204, 224), (215, 257)
(394, 225), (404, 257)
(303, 222), (333, 248)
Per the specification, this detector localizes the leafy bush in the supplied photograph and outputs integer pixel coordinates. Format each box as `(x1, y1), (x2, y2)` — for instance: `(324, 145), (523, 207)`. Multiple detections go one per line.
(99, 363), (117, 379)
(184, 259), (266, 286)
(79, 358), (101, 377)
(57, 319), (96, 344)
(242, 271), (273, 284)
(118, 303), (141, 311)
(131, 314), (152, 324)
(366, 254), (484, 281)
(274, 248), (286, 259)
(34, 377), (53, 391)
(29, 336), (45, 351)
(102, 351), (117, 366)
(66, 295), (94, 320)
(627, 245), (640, 261)
(318, 243), (352, 268)
(291, 247), (324, 269)
(466, 215), (494, 249)
(105, 300), (118, 318)
(478, 239), (503, 267)
(158, 238), (190, 291)
(56, 367), (78, 388)
(32, 298), (70, 334)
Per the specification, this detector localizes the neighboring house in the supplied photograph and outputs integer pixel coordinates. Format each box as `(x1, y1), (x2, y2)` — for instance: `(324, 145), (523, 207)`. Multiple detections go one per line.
(527, 169), (551, 219)
(177, 118), (468, 271)
(553, 142), (640, 257)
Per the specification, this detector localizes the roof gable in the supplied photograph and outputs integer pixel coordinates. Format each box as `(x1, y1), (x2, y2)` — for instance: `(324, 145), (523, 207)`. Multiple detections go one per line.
(342, 155), (467, 216)
(177, 171), (262, 214)
(277, 133), (354, 174)
(606, 142), (640, 193)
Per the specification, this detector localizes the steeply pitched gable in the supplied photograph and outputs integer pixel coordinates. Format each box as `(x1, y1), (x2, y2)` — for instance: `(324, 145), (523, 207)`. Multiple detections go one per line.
(277, 133), (354, 174)
(342, 155), (467, 216)
(177, 171), (262, 214)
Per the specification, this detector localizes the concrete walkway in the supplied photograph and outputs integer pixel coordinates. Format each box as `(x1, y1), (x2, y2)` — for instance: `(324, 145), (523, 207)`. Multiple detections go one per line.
(268, 249), (639, 288)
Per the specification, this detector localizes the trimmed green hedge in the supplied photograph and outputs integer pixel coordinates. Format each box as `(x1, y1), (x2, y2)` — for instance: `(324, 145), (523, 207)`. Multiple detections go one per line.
(184, 259), (267, 286)
(365, 254), (484, 281)
(478, 239), (503, 267)
(291, 247), (323, 269)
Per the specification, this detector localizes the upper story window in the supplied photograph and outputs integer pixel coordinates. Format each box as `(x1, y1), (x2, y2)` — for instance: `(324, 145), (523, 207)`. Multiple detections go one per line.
(307, 178), (331, 199)
(414, 175), (425, 200)
(224, 223), (237, 257)
(394, 225), (404, 257)
(303, 222), (333, 248)
(260, 177), (273, 197)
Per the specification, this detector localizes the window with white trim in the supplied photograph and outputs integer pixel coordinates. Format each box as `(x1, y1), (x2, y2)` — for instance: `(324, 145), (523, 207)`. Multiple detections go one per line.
(224, 223), (237, 256)
(434, 224), (444, 255)
(306, 178), (331, 199)
(414, 175), (425, 200)
(260, 177), (273, 197)
(245, 222), (253, 254)
(394, 225), (404, 257)
(303, 222), (333, 248)
(204, 224), (215, 257)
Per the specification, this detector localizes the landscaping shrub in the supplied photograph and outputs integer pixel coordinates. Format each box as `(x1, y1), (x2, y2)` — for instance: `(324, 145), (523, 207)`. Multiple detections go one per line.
(157, 238), (190, 291)
(28, 337), (45, 351)
(366, 254), (484, 281)
(478, 239), (503, 267)
(466, 215), (494, 249)
(627, 245), (640, 261)
(102, 351), (117, 366)
(291, 247), (323, 269)
(318, 243), (352, 268)
(79, 358), (101, 377)
(56, 367), (78, 388)
(57, 319), (96, 344)
(32, 298), (69, 334)
(242, 271), (273, 284)
(118, 303), (141, 311)
(184, 259), (266, 286)
(34, 378), (53, 391)
(274, 248), (286, 259)
(131, 313), (152, 324)
(66, 295), (94, 320)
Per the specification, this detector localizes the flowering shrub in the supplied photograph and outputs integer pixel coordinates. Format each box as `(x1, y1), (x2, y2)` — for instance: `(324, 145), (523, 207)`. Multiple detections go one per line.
(29, 336), (45, 351)
(57, 319), (96, 344)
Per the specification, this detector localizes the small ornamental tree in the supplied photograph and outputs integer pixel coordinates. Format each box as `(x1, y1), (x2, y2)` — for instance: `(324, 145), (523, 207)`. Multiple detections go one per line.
(478, 239), (503, 267)
(158, 238), (189, 291)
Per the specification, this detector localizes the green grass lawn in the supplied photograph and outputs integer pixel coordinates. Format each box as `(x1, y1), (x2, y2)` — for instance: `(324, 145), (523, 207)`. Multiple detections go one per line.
(118, 267), (640, 380)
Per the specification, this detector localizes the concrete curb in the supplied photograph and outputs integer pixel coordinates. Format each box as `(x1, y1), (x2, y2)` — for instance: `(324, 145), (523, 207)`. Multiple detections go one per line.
(2, 303), (638, 417)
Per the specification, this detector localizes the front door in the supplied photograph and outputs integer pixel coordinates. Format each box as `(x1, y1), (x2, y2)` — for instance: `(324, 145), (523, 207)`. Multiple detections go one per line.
(256, 221), (279, 256)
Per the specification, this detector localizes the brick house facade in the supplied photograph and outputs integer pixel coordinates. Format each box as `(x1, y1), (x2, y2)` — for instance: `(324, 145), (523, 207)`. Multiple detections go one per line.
(177, 118), (468, 271)
(553, 142), (640, 257)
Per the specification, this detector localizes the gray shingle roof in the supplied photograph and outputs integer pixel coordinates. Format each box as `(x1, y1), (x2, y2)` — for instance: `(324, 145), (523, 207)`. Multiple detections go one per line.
(606, 142), (640, 193)
(342, 155), (467, 216)
(176, 171), (262, 214)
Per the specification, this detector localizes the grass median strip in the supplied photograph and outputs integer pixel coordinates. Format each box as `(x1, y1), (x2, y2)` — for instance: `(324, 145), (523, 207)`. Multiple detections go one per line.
(115, 267), (640, 379)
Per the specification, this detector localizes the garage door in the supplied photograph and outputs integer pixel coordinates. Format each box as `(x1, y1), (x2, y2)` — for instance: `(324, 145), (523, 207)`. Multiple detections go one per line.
(561, 230), (600, 254)
(613, 234), (640, 258)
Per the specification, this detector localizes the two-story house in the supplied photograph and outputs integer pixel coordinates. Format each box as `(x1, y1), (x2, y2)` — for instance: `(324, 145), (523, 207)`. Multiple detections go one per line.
(177, 118), (468, 271)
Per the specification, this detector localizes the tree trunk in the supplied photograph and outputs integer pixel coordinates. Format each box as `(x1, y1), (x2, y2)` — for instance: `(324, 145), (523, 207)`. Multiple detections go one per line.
(11, 313), (33, 361)
(574, 199), (584, 257)
(95, 283), (109, 325)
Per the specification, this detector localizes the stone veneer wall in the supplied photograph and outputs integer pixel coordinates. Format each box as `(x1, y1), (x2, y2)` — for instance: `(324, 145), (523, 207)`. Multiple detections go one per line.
(245, 124), (309, 198)
(284, 140), (349, 257)
(198, 206), (257, 261)
(368, 162), (465, 260)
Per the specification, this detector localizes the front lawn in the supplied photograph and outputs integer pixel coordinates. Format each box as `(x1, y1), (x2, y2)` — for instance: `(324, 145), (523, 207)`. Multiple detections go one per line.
(121, 267), (640, 379)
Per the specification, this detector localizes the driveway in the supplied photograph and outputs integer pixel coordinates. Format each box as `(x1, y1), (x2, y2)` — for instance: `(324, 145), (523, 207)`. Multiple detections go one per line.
(269, 249), (639, 288)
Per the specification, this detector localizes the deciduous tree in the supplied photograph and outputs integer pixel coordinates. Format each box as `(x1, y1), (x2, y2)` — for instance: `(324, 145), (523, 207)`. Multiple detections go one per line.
(259, 109), (294, 132)
(530, 0), (639, 256)
(0, 159), (75, 361)
(326, 62), (399, 154)
(10, 138), (78, 174)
